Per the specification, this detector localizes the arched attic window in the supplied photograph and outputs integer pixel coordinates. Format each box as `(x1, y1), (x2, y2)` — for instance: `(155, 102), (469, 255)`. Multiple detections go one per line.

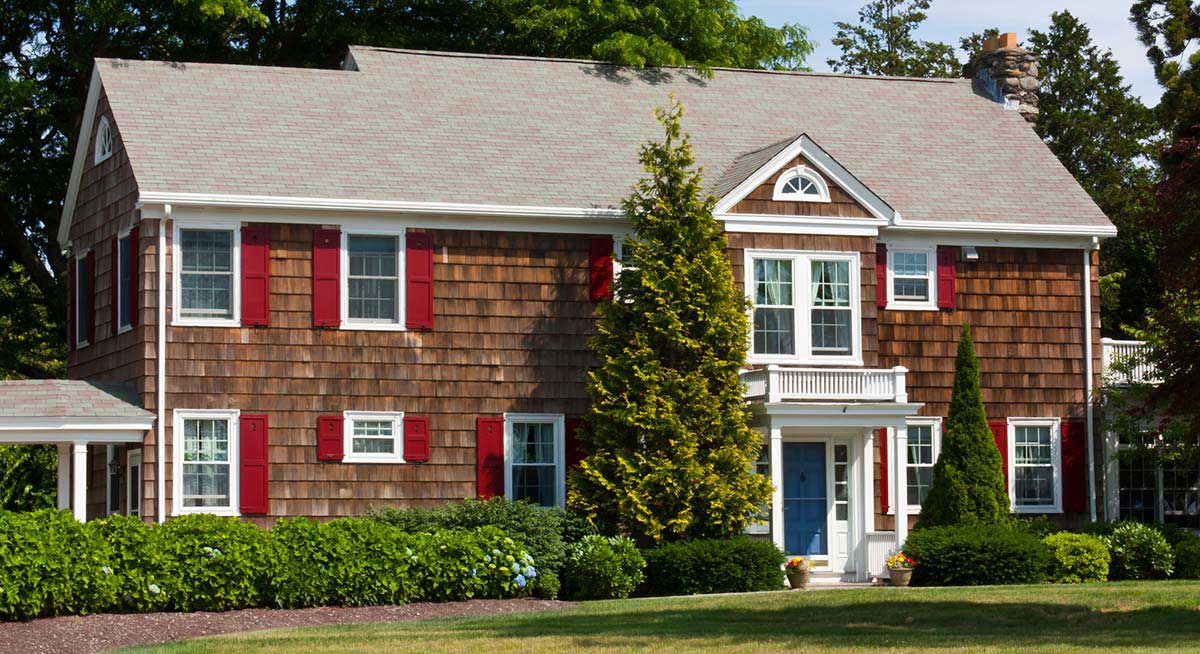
(772, 165), (830, 202)
(94, 116), (113, 165)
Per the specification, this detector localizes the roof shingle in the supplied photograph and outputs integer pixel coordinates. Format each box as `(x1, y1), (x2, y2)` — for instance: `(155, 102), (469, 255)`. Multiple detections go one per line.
(0, 380), (150, 419)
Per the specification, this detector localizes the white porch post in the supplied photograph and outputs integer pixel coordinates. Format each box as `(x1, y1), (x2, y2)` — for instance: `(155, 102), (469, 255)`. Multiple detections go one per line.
(893, 423), (909, 547)
(56, 443), (71, 510)
(769, 424), (785, 553)
(862, 429), (875, 533)
(72, 442), (88, 521)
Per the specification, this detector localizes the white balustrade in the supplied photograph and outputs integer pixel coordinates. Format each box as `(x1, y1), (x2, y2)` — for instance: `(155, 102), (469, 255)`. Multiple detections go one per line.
(1101, 338), (1159, 385)
(741, 365), (909, 403)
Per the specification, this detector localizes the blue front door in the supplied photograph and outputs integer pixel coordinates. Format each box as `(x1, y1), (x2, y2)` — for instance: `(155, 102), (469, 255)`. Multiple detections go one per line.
(783, 442), (827, 556)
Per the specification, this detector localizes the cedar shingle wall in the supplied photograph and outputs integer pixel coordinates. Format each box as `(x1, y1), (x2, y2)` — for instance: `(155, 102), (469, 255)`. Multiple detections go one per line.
(727, 156), (873, 218)
(163, 225), (596, 523)
(66, 91), (154, 520)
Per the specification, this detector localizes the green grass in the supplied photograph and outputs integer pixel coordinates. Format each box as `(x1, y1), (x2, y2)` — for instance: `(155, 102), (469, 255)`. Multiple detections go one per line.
(127, 581), (1200, 654)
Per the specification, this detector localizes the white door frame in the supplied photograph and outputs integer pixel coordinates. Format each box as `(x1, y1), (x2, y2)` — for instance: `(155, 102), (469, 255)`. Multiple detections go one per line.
(779, 433), (858, 573)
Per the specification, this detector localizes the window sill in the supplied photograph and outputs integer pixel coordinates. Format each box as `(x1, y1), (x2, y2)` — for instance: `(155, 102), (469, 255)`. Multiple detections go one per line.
(341, 322), (407, 332)
(174, 506), (239, 518)
(885, 302), (938, 312)
(75, 340), (90, 349)
(172, 317), (239, 328)
(342, 455), (407, 464)
(116, 324), (133, 335)
(1013, 505), (1062, 514)
(746, 354), (865, 367)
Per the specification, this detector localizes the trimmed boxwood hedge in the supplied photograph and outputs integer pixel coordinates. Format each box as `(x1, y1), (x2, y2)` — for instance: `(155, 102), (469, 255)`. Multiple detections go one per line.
(638, 537), (784, 596)
(1042, 532), (1109, 583)
(904, 524), (1051, 586)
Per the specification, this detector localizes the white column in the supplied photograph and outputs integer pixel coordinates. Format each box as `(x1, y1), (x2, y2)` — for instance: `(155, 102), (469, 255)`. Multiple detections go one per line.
(56, 444), (71, 510)
(893, 423), (909, 547)
(72, 442), (88, 522)
(769, 424), (785, 553)
(862, 429), (875, 533)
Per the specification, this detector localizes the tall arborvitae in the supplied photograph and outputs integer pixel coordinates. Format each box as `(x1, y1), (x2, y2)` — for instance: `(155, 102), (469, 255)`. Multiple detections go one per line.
(916, 324), (1010, 527)
(567, 99), (772, 545)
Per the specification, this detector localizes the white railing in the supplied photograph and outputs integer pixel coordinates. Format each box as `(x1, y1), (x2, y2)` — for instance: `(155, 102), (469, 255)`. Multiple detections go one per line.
(741, 365), (909, 403)
(1101, 338), (1159, 385)
(866, 531), (899, 579)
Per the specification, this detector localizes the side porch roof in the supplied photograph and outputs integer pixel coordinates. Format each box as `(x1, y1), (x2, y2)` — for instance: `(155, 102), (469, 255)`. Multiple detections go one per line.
(0, 379), (153, 443)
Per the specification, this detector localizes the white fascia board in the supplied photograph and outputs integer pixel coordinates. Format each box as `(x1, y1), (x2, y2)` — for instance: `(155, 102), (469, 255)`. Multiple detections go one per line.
(0, 416), (156, 432)
(752, 402), (925, 427)
(58, 66), (103, 248)
(719, 213), (886, 236)
(888, 218), (1117, 238)
(714, 135), (896, 221)
(881, 228), (1098, 250)
(0, 429), (150, 444)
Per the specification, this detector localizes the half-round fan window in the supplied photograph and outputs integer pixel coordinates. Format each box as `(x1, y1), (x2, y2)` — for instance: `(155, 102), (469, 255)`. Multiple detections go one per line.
(771, 166), (831, 202)
(94, 116), (113, 164)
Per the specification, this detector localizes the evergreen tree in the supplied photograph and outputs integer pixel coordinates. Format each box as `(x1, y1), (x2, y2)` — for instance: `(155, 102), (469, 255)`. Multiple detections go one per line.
(916, 325), (1010, 527)
(827, 0), (959, 78)
(568, 99), (771, 544)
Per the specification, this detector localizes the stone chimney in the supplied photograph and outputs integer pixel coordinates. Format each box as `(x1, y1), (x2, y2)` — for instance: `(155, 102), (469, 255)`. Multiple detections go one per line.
(965, 32), (1039, 123)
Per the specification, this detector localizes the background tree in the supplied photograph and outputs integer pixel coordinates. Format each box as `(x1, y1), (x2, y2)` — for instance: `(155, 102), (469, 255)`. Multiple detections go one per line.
(1028, 11), (1161, 335)
(916, 325), (1010, 528)
(827, 0), (959, 77)
(568, 100), (771, 544)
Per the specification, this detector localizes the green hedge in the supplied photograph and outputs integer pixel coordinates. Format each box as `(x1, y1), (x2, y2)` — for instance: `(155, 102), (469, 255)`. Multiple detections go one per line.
(904, 525), (1051, 586)
(562, 535), (645, 600)
(1042, 532), (1109, 583)
(638, 537), (784, 597)
(0, 509), (535, 622)
(1174, 538), (1200, 579)
(1103, 522), (1174, 580)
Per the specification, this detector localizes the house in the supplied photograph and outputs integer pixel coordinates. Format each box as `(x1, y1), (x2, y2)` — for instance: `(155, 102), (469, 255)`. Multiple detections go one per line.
(2, 33), (1153, 580)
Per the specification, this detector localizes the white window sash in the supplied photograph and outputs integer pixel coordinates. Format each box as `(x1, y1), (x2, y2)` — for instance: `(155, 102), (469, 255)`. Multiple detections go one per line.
(886, 418), (942, 515)
(341, 229), (407, 331)
(126, 449), (142, 518)
(116, 231), (133, 332)
(342, 411), (405, 463)
(171, 221), (241, 327)
(745, 249), (862, 365)
(1008, 418), (1063, 513)
(172, 409), (240, 517)
(886, 245), (938, 310)
(75, 252), (90, 347)
(503, 413), (565, 508)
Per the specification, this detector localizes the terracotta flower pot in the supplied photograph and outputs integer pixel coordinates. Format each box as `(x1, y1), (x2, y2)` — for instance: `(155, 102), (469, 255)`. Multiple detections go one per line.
(888, 567), (913, 587)
(787, 569), (810, 590)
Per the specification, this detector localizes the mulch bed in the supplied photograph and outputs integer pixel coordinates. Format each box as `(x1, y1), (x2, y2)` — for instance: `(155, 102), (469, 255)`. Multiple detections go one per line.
(0, 598), (572, 654)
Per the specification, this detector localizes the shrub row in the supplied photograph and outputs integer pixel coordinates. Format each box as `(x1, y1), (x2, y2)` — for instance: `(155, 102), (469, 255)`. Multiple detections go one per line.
(638, 537), (785, 596)
(0, 510), (535, 622)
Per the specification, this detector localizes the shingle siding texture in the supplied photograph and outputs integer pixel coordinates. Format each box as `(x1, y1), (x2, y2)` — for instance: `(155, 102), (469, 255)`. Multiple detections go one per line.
(94, 49), (1111, 228)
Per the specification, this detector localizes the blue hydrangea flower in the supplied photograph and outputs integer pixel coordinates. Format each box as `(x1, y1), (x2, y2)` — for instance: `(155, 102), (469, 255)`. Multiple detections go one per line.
(101, 566), (113, 576)
(523, 565), (536, 578)
(484, 554), (492, 562)
(522, 553), (534, 564)
(148, 584), (161, 595)
(491, 548), (501, 557)
(514, 574), (527, 589)
(470, 568), (477, 578)
(511, 562), (521, 573)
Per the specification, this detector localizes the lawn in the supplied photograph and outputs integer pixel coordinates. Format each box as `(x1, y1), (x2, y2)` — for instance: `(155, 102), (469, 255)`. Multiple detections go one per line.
(127, 581), (1200, 654)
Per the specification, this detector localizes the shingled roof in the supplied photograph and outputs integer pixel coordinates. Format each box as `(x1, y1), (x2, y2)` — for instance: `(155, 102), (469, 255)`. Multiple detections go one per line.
(0, 379), (150, 419)
(85, 48), (1112, 230)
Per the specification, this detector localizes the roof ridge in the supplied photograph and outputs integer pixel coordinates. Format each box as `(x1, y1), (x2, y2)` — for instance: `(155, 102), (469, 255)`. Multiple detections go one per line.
(349, 47), (966, 84)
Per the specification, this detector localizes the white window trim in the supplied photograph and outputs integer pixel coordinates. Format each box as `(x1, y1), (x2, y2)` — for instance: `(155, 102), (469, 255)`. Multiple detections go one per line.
(172, 409), (240, 517)
(771, 165), (831, 203)
(106, 445), (121, 516)
(94, 116), (113, 165)
(744, 249), (863, 366)
(171, 220), (241, 327)
(341, 229), (407, 331)
(116, 228), (134, 334)
(1008, 417), (1063, 514)
(75, 250), (90, 348)
(126, 448), (142, 518)
(503, 413), (566, 508)
(888, 418), (942, 514)
(886, 245), (938, 311)
(342, 411), (406, 463)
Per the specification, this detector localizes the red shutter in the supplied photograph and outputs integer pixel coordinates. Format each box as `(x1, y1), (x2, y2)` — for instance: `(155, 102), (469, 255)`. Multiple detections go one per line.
(476, 416), (505, 499)
(241, 225), (270, 327)
(876, 244), (888, 309)
(989, 419), (1009, 491)
(405, 232), (434, 330)
(68, 258), (76, 351)
(588, 237), (614, 302)
(565, 418), (585, 470)
(85, 250), (96, 344)
(110, 237), (119, 335)
(1061, 419), (1088, 513)
(239, 414), (269, 515)
(403, 416), (430, 462)
(312, 229), (341, 328)
(128, 226), (140, 328)
(936, 246), (956, 310)
(317, 415), (344, 462)
(878, 427), (889, 514)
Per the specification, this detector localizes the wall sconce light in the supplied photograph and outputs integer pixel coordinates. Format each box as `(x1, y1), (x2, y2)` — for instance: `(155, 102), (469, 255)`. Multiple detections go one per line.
(962, 246), (979, 261)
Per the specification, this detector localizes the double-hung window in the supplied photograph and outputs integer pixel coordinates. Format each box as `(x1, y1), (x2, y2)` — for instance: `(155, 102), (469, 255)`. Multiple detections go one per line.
(173, 409), (239, 516)
(175, 225), (239, 325)
(505, 414), (565, 508)
(345, 233), (403, 328)
(74, 253), (90, 347)
(117, 232), (133, 331)
(747, 251), (860, 364)
(1009, 418), (1062, 513)
(343, 411), (404, 463)
(905, 420), (941, 508)
(887, 246), (936, 309)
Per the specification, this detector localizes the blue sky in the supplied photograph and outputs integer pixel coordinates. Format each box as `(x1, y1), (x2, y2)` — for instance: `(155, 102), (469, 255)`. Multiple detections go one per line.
(736, 1), (1162, 104)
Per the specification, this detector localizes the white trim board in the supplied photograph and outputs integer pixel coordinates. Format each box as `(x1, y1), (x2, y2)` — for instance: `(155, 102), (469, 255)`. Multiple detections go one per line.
(58, 66), (102, 247)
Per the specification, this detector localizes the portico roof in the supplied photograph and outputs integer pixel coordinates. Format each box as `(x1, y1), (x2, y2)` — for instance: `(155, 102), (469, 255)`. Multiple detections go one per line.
(0, 379), (153, 443)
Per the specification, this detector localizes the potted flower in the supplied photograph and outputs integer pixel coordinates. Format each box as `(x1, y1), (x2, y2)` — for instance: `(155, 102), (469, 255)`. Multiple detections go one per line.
(785, 556), (811, 589)
(885, 552), (915, 587)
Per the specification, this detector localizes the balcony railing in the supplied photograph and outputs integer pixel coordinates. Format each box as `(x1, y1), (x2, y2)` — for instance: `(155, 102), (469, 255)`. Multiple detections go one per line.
(741, 365), (909, 403)
(1101, 338), (1159, 385)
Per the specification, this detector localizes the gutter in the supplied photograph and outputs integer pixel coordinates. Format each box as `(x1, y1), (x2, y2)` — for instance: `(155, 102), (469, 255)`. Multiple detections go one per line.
(156, 205), (169, 523)
(1083, 240), (1097, 522)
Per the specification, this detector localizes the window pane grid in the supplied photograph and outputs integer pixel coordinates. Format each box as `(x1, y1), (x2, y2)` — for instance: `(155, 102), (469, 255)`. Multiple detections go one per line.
(182, 417), (231, 509)
(348, 235), (399, 322)
(752, 259), (795, 355)
(1014, 425), (1055, 507)
(180, 229), (233, 318)
(351, 419), (395, 454)
(906, 425), (935, 506)
(811, 260), (851, 355)
(512, 422), (557, 507)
